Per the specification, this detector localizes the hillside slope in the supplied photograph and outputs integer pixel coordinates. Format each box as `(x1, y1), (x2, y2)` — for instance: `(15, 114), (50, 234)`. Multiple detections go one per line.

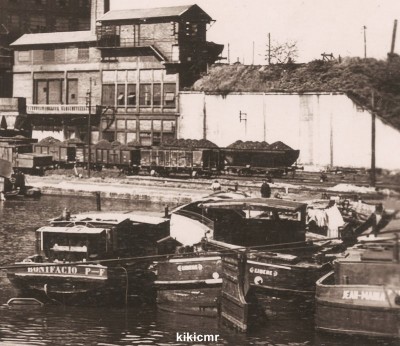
(192, 57), (400, 130)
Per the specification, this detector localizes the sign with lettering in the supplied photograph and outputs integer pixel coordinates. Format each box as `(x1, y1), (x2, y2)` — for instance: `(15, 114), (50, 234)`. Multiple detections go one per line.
(249, 266), (278, 277)
(177, 264), (203, 271)
(341, 290), (385, 302)
(21, 265), (107, 278)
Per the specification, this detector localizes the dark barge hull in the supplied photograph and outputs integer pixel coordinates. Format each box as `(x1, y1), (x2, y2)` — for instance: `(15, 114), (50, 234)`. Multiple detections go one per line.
(246, 258), (331, 296)
(154, 255), (222, 316)
(315, 271), (400, 339)
(155, 254), (332, 315)
(7, 263), (155, 306)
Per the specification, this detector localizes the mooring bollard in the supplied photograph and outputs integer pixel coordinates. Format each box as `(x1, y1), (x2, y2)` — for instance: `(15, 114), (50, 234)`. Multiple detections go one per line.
(96, 191), (101, 211)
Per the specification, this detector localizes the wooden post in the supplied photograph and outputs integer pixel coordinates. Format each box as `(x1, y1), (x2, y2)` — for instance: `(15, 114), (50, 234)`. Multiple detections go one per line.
(220, 252), (249, 332)
(96, 191), (101, 211)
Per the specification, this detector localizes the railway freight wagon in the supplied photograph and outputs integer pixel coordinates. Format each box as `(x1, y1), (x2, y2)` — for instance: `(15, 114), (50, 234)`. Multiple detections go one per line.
(140, 148), (222, 177)
(75, 146), (141, 174)
(221, 148), (300, 176)
(0, 141), (52, 175)
(34, 143), (82, 167)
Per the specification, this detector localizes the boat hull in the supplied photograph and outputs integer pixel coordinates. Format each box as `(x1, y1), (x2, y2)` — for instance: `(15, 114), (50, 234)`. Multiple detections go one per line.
(154, 255), (222, 316)
(155, 253), (331, 315)
(7, 263), (155, 306)
(315, 271), (400, 339)
(246, 258), (331, 296)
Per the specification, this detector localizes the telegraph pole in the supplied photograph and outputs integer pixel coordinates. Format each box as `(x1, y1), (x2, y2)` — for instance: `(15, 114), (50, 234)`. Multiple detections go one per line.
(370, 91), (376, 187)
(86, 78), (92, 178)
(363, 26), (367, 59)
(268, 33), (271, 65)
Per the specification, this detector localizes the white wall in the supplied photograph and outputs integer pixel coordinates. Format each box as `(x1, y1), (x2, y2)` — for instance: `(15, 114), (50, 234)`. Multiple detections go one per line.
(179, 92), (400, 170)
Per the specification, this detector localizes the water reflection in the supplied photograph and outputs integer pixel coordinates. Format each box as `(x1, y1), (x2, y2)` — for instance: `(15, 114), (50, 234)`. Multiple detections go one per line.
(0, 196), (398, 345)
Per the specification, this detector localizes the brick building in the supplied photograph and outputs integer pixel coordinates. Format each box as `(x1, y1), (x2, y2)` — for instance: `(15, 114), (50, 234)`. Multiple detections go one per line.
(0, 0), (91, 97)
(10, 1), (223, 145)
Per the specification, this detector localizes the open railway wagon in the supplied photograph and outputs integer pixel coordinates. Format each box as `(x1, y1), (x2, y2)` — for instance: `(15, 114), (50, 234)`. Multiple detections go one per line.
(0, 137), (52, 175)
(75, 146), (141, 174)
(221, 141), (300, 177)
(34, 141), (85, 169)
(140, 147), (222, 177)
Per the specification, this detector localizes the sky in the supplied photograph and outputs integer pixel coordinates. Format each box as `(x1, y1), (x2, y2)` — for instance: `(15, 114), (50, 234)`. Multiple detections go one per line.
(111, 0), (400, 65)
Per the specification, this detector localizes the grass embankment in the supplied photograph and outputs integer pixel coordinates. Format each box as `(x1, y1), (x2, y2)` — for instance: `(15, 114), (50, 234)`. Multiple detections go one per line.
(193, 57), (400, 131)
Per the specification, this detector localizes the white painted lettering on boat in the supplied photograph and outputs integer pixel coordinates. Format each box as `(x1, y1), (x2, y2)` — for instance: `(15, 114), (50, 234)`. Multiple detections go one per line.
(177, 264), (203, 271)
(249, 267), (278, 277)
(26, 266), (105, 276)
(341, 290), (386, 301)
(27, 266), (78, 275)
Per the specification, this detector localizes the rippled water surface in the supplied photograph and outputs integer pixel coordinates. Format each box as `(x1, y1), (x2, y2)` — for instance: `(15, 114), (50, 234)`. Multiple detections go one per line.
(0, 196), (397, 345)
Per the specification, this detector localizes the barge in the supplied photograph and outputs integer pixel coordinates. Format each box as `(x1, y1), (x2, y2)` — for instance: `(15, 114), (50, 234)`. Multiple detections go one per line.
(154, 192), (361, 316)
(315, 218), (400, 339)
(6, 211), (169, 305)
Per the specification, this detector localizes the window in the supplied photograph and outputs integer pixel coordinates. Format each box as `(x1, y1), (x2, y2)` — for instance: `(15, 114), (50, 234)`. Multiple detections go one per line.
(67, 79), (78, 104)
(116, 119), (126, 130)
(78, 48), (89, 60)
(55, 18), (69, 31)
(57, 0), (68, 7)
(34, 79), (62, 104)
(139, 84), (151, 106)
(163, 84), (176, 107)
(48, 80), (62, 104)
(29, 16), (46, 32)
(116, 84), (125, 106)
(79, 0), (89, 7)
(102, 85), (115, 106)
(18, 51), (30, 62)
(185, 22), (198, 37)
(153, 84), (161, 106)
(127, 84), (136, 106)
(43, 49), (55, 62)
(8, 15), (20, 29)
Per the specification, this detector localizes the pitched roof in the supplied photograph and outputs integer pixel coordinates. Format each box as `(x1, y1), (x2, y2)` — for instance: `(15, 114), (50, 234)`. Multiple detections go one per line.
(10, 31), (96, 47)
(98, 4), (211, 22)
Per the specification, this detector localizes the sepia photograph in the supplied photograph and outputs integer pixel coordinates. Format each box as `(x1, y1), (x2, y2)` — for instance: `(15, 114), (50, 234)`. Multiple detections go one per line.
(0, 0), (399, 345)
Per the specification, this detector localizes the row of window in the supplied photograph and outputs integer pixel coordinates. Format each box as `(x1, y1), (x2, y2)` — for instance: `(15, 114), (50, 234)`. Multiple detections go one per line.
(102, 83), (176, 108)
(19, 48), (90, 63)
(33, 79), (177, 108)
(101, 119), (176, 146)
(7, 15), (89, 32)
(7, 0), (89, 7)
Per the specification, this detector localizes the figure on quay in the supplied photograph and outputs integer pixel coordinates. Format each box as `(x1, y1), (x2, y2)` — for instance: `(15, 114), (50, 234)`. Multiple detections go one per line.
(211, 179), (221, 192)
(260, 179), (271, 198)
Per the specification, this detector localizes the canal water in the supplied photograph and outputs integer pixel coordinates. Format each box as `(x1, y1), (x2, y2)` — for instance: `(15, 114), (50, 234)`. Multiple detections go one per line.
(0, 195), (397, 346)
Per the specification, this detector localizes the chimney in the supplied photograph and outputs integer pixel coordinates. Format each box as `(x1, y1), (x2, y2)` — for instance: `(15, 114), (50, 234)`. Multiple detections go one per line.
(91, 0), (110, 34)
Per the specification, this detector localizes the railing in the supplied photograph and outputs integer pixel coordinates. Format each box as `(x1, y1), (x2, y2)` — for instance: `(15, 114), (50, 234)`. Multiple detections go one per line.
(27, 104), (97, 114)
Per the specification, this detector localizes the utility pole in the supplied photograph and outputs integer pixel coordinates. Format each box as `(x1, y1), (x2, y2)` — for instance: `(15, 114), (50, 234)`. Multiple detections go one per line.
(252, 41), (255, 65)
(370, 91), (376, 187)
(268, 33), (271, 65)
(363, 25), (367, 59)
(86, 78), (92, 178)
(227, 43), (230, 64)
(390, 19), (398, 57)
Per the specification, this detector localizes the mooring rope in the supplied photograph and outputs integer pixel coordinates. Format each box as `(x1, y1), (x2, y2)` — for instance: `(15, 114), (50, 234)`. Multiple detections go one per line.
(0, 236), (349, 271)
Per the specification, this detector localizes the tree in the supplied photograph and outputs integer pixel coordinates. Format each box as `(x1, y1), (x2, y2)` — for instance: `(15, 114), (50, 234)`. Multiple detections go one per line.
(265, 39), (299, 64)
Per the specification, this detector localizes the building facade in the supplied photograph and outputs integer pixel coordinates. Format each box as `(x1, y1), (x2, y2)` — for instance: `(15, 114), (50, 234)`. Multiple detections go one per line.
(11, 1), (223, 145)
(178, 92), (400, 170)
(0, 0), (91, 97)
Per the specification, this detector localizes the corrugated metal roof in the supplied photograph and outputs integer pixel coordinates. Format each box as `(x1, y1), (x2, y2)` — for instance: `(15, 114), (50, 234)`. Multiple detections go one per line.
(98, 4), (210, 22)
(10, 31), (96, 47)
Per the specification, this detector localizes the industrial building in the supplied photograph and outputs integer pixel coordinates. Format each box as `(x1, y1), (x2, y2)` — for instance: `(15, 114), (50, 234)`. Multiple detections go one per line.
(10, 0), (223, 145)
